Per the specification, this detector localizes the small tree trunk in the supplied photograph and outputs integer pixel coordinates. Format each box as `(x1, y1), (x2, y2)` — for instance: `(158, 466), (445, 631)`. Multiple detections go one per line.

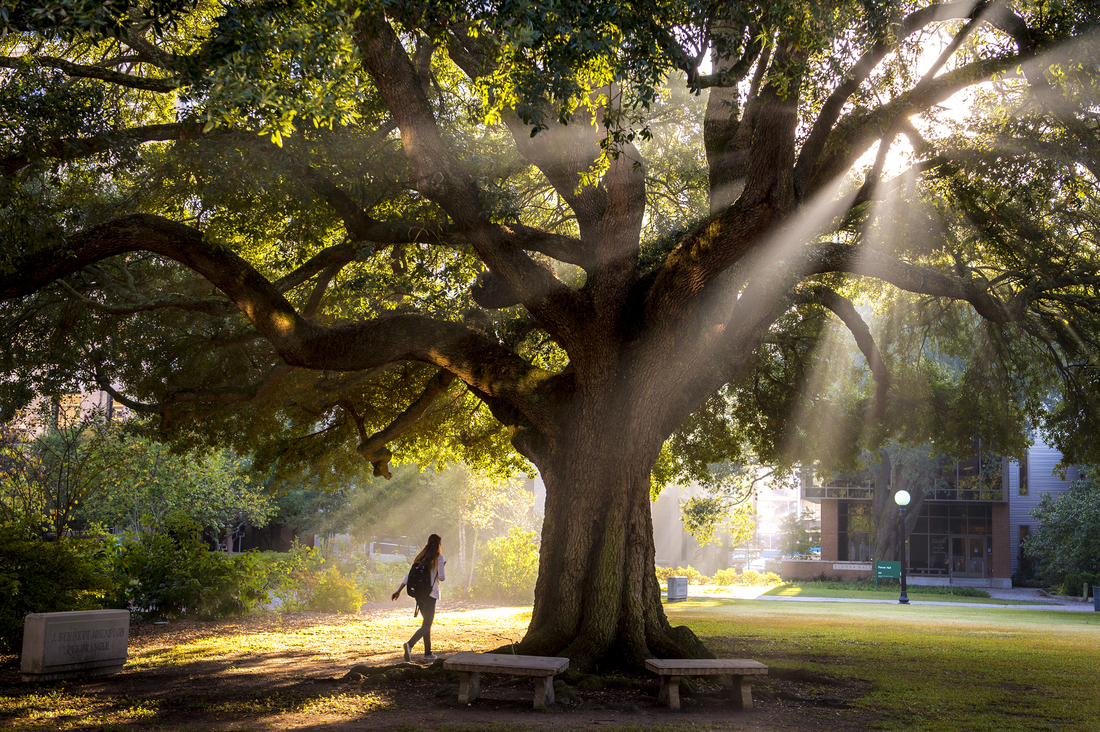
(457, 505), (468, 596)
(467, 527), (479, 593)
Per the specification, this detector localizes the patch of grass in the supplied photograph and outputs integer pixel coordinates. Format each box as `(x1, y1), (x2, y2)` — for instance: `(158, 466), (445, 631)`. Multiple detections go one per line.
(0, 688), (161, 730)
(126, 607), (535, 670)
(299, 691), (392, 715)
(667, 598), (1100, 731)
(392, 725), (723, 732)
(187, 689), (391, 717)
(777, 579), (989, 596)
(764, 581), (1044, 605)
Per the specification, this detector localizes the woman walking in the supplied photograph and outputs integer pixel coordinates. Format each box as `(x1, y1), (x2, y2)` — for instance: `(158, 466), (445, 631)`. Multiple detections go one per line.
(392, 533), (446, 661)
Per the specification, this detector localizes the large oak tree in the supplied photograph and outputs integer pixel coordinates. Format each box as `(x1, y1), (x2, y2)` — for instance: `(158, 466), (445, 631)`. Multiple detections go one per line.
(2, 0), (1100, 668)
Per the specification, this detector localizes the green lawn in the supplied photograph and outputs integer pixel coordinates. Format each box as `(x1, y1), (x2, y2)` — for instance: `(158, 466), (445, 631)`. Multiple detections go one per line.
(764, 583), (1045, 605)
(3, 601), (1097, 730)
(666, 598), (1100, 731)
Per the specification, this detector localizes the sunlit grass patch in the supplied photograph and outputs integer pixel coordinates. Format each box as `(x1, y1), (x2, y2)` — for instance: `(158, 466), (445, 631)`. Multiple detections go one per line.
(125, 606), (536, 671)
(0, 688), (98, 720)
(0, 688), (161, 730)
(764, 584), (1043, 604)
(190, 689), (391, 717)
(668, 599), (1100, 731)
(299, 691), (391, 715)
(765, 581), (1038, 603)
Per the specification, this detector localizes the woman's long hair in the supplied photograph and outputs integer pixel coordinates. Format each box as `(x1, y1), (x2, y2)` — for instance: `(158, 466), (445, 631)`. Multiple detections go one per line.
(413, 533), (442, 571)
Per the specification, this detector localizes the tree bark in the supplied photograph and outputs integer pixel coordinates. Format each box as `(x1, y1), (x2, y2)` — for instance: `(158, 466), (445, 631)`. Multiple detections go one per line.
(873, 451), (926, 562)
(514, 395), (712, 671)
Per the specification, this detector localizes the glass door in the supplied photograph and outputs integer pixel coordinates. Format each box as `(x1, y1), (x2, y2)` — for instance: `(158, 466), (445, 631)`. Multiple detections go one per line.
(951, 537), (966, 574)
(949, 535), (989, 578)
(968, 537), (986, 575)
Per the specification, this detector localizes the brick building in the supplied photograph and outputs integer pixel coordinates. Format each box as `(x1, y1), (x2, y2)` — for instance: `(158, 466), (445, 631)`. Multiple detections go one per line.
(795, 436), (1078, 589)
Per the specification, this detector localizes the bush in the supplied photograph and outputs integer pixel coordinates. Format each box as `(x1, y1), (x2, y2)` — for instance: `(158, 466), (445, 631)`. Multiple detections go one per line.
(654, 566), (710, 584)
(474, 527), (539, 603)
(354, 559), (409, 601)
(258, 542), (326, 612)
(0, 529), (116, 653)
(739, 569), (782, 586)
(1023, 476), (1100, 588)
(1062, 572), (1100, 598)
(110, 525), (270, 620)
(710, 568), (739, 585)
(307, 569), (363, 613)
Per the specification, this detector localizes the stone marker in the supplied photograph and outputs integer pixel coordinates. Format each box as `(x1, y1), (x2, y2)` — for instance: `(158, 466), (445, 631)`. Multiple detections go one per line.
(666, 576), (688, 602)
(21, 609), (130, 682)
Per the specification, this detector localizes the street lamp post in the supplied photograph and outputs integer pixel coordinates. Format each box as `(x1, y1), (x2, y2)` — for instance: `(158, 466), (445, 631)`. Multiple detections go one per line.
(895, 489), (911, 604)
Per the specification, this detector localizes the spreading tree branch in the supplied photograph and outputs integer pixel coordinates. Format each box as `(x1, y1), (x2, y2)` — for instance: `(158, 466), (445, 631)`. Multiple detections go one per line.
(793, 284), (890, 422)
(343, 368), (456, 478)
(1, 122), (204, 177)
(794, 0), (1027, 198)
(0, 214), (556, 433)
(0, 54), (179, 91)
(355, 14), (587, 344)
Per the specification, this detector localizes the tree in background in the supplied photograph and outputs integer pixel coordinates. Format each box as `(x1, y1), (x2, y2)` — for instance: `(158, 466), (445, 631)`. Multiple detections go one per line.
(0, 407), (273, 541)
(676, 462), (762, 548)
(475, 526), (541, 604)
(0, 408), (117, 536)
(1023, 476), (1100, 589)
(86, 432), (274, 545)
(2, 1), (1100, 668)
(777, 508), (820, 558)
(449, 467), (536, 596)
(870, 446), (951, 563)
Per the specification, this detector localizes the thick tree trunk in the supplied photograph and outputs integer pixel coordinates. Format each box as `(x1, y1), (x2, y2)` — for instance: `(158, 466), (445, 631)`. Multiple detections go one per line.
(873, 452), (925, 563)
(514, 407), (712, 672)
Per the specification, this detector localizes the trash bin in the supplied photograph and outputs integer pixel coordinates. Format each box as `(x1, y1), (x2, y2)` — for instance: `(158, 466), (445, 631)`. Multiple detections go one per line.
(667, 576), (688, 603)
(1094, 585), (1099, 612)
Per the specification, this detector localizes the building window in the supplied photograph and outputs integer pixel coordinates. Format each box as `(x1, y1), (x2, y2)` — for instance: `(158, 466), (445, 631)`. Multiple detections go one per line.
(1019, 455), (1028, 496)
(838, 501), (874, 562)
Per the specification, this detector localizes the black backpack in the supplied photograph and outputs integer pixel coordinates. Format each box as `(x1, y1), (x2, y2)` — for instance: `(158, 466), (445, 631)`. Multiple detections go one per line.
(406, 561), (433, 601)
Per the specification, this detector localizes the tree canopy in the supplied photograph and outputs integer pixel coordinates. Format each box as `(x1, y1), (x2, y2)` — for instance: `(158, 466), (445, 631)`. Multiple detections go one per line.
(1, 0), (1099, 668)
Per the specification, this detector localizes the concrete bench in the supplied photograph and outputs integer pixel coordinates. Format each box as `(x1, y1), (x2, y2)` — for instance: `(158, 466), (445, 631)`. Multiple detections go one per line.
(21, 610), (130, 682)
(645, 658), (768, 710)
(443, 652), (569, 708)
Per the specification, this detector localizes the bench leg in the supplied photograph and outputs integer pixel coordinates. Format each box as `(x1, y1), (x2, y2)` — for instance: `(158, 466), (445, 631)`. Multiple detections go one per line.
(657, 675), (681, 710)
(533, 675), (555, 707)
(729, 674), (753, 709)
(457, 671), (481, 704)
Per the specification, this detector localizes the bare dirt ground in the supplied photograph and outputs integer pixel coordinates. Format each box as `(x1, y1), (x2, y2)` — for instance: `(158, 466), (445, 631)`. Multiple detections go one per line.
(1, 601), (880, 731)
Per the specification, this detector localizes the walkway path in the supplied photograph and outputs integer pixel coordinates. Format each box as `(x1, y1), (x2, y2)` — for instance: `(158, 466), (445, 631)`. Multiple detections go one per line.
(681, 585), (1098, 611)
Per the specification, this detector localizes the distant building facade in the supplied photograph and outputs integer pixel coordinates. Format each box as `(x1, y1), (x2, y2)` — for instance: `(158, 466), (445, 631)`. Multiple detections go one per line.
(800, 436), (1078, 588)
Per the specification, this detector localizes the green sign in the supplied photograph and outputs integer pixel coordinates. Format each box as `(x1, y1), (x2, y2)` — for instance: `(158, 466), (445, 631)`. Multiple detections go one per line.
(876, 561), (901, 578)
(875, 561), (900, 588)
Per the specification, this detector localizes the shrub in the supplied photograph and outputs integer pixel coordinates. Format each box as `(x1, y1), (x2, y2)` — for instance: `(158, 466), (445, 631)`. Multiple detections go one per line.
(354, 559), (409, 601)
(654, 566), (709, 584)
(710, 568), (739, 585)
(110, 525), (271, 620)
(0, 529), (115, 653)
(194, 550), (271, 619)
(1023, 477), (1100, 588)
(307, 569), (363, 613)
(1062, 572), (1100, 598)
(259, 542), (326, 612)
(474, 527), (539, 603)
